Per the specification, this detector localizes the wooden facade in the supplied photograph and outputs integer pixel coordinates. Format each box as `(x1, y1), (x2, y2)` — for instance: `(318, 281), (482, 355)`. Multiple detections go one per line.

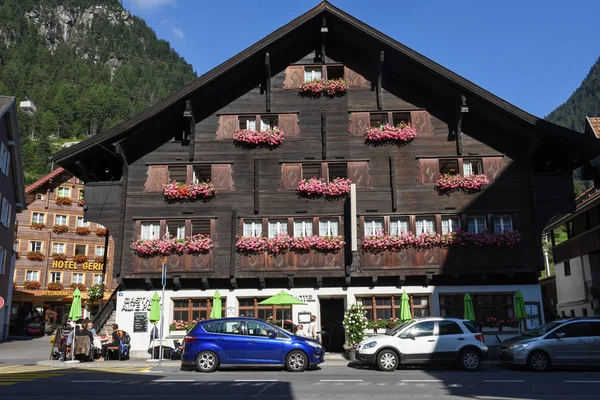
(53, 2), (600, 292)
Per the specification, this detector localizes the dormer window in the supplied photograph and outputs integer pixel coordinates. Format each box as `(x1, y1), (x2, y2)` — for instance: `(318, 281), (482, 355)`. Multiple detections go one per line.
(304, 68), (322, 82)
(260, 116), (278, 131)
(239, 116), (256, 131)
(463, 159), (483, 176)
(193, 165), (211, 183)
(439, 159), (460, 175)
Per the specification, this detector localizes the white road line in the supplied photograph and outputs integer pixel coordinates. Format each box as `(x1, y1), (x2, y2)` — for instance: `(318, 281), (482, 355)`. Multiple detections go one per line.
(71, 380), (113, 383)
(376, 383), (387, 386)
(401, 380), (444, 382)
(153, 379), (195, 382)
(483, 380), (525, 383)
(319, 379), (363, 382)
(125, 381), (141, 385)
(190, 382), (206, 385)
(235, 379), (278, 382)
(564, 381), (600, 383)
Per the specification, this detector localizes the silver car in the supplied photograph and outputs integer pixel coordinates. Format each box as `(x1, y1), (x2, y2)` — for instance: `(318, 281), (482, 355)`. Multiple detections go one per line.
(498, 318), (600, 371)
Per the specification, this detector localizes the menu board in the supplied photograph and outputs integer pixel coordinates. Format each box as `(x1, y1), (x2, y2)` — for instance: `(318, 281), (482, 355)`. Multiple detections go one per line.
(133, 311), (148, 333)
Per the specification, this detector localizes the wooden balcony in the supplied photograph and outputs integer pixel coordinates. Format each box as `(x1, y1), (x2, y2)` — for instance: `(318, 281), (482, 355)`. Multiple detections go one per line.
(133, 252), (213, 273)
(239, 251), (344, 272)
(553, 226), (600, 264)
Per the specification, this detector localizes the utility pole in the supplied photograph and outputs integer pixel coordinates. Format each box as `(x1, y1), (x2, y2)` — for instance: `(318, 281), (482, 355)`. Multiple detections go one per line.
(543, 233), (551, 277)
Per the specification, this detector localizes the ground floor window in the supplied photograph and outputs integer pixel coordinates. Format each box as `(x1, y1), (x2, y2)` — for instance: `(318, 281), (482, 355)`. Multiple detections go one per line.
(238, 297), (292, 321)
(439, 293), (514, 323)
(172, 298), (225, 322)
(358, 295), (430, 321)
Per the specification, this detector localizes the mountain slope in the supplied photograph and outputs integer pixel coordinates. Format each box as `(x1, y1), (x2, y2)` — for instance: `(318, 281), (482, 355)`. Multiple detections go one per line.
(0, 0), (197, 183)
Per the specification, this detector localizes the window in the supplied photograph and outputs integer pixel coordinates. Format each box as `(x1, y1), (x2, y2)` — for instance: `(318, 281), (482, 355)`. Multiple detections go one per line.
(326, 65), (344, 80)
(93, 274), (103, 285)
(570, 309), (575, 318)
(173, 298), (223, 322)
(72, 273), (84, 285)
(302, 164), (321, 179)
(246, 320), (275, 337)
(78, 189), (84, 200)
(36, 193), (44, 200)
(29, 241), (42, 252)
(564, 260), (571, 276)
(416, 217), (435, 234)
(141, 222), (160, 240)
(364, 218), (384, 236)
(57, 187), (70, 197)
(54, 215), (68, 226)
(328, 163), (348, 180)
(50, 271), (62, 283)
(260, 116), (278, 131)
(76, 217), (88, 227)
(588, 322), (600, 336)
(493, 216), (513, 232)
(202, 322), (219, 333)
(95, 246), (105, 257)
(370, 113), (388, 127)
(13, 240), (18, 252)
(467, 216), (487, 234)
(439, 159), (459, 175)
(167, 220), (186, 239)
(26, 270), (39, 281)
(555, 322), (586, 338)
(217, 320), (243, 335)
(438, 321), (464, 335)
(32, 212), (45, 224)
(293, 219), (313, 237)
(391, 112), (410, 126)
(439, 293), (514, 322)
(268, 220), (288, 238)
(0, 247), (5, 274)
(1, 198), (11, 227)
(243, 220), (262, 237)
(442, 217), (460, 234)
(409, 321), (435, 338)
(238, 116), (257, 131)
(238, 297), (291, 321)
(463, 159), (482, 176)
(193, 165), (211, 183)
(583, 308), (588, 317)
(191, 220), (210, 236)
(0, 142), (9, 175)
(304, 67), (322, 82)
(52, 243), (66, 254)
(390, 218), (409, 235)
(359, 295), (430, 321)
(319, 219), (339, 236)
(74, 244), (87, 256)
(168, 166), (187, 182)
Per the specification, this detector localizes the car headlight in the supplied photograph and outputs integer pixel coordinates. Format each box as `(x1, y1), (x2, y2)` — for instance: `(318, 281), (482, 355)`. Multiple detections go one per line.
(364, 341), (377, 349)
(307, 340), (323, 349)
(509, 343), (530, 351)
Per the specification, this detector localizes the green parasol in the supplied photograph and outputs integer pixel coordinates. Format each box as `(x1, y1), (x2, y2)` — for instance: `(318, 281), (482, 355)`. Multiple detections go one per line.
(514, 290), (527, 320)
(69, 288), (82, 321)
(149, 292), (161, 324)
(400, 292), (412, 321)
(464, 293), (476, 322)
(209, 290), (222, 319)
(259, 291), (306, 328)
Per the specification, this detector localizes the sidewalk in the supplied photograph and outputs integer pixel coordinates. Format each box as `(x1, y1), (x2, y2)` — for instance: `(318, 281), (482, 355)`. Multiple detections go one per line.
(0, 335), (52, 366)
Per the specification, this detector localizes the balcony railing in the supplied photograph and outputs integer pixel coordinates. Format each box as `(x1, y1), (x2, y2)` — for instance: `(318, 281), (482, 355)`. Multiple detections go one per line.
(239, 251), (344, 271)
(553, 225), (600, 264)
(133, 252), (213, 273)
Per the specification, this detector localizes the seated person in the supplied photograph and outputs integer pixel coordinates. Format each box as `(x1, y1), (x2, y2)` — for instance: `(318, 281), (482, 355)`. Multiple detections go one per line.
(295, 324), (308, 337)
(87, 322), (96, 337)
(75, 324), (94, 361)
(101, 324), (122, 359)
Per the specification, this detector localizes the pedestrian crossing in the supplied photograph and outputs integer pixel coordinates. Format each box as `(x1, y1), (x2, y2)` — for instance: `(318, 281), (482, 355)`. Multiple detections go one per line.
(0, 365), (150, 386)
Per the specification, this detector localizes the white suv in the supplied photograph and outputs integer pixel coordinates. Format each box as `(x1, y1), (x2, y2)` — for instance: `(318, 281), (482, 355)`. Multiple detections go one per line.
(356, 317), (488, 372)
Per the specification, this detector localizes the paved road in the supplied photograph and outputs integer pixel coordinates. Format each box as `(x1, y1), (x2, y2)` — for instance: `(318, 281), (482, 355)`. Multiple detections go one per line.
(1, 363), (600, 400)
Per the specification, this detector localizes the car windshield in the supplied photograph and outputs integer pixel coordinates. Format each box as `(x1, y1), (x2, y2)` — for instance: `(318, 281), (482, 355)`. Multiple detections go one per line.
(386, 321), (412, 336)
(522, 321), (565, 337)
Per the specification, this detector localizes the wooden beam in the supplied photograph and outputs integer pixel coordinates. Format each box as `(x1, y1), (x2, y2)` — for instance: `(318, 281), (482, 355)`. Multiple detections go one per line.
(144, 277), (153, 290)
(259, 277), (266, 289)
(202, 278), (209, 290)
(316, 276), (322, 288)
(389, 156), (397, 211)
(396, 274), (406, 289)
(321, 111), (327, 160)
(184, 99), (195, 161)
(74, 160), (93, 183)
(114, 143), (129, 279)
(376, 51), (384, 110)
(230, 277), (237, 289)
(456, 95), (468, 156)
(254, 160), (260, 214)
(345, 276), (351, 286)
(264, 53), (271, 112)
(230, 210), (238, 278)
(320, 16), (327, 62)
(370, 276), (378, 288)
(424, 273), (433, 288)
(287, 276), (294, 289)
(173, 277), (181, 291)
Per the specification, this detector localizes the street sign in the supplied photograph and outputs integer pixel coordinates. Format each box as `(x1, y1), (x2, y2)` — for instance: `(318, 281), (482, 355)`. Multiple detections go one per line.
(0, 296), (4, 310)
(161, 263), (167, 287)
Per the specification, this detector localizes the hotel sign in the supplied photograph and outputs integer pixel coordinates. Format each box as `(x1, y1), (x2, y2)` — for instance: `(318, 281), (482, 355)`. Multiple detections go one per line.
(51, 260), (104, 271)
(41, 291), (71, 296)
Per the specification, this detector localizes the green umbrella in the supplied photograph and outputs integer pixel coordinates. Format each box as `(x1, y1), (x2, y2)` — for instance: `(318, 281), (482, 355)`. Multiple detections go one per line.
(259, 291), (306, 328)
(69, 288), (82, 321)
(209, 290), (222, 319)
(149, 292), (161, 324)
(464, 293), (476, 322)
(514, 290), (527, 321)
(400, 292), (412, 321)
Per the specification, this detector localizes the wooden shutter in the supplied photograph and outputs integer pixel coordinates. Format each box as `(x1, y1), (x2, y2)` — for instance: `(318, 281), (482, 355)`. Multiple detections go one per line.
(278, 114), (300, 137)
(144, 165), (168, 192)
(348, 162), (370, 189)
(216, 115), (238, 139)
(281, 164), (302, 189)
(419, 159), (440, 183)
(192, 220), (211, 236)
(344, 66), (368, 88)
(349, 112), (370, 136)
(410, 110), (433, 134)
(482, 157), (503, 181)
(168, 166), (187, 182)
(282, 66), (305, 89)
(211, 164), (234, 191)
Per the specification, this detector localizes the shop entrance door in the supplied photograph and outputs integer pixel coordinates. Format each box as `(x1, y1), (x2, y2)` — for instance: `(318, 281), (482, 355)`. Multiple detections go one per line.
(319, 298), (345, 352)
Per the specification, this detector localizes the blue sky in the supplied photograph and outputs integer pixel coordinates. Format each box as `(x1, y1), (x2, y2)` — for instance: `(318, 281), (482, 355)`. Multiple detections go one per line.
(122, 0), (600, 118)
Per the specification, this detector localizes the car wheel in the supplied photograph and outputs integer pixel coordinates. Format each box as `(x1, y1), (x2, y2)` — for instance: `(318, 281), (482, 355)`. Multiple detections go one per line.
(459, 349), (481, 371)
(376, 350), (399, 372)
(527, 351), (550, 372)
(286, 350), (308, 372)
(195, 351), (218, 373)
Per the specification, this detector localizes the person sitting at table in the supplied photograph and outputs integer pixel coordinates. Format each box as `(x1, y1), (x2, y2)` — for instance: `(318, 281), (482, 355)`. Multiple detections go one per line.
(295, 325), (308, 337)
(100, 324), (122, 360)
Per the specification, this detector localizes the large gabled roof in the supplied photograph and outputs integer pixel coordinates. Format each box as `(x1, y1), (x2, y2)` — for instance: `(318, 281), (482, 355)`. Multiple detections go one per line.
(53, 1), (600, 170)
(25, 167), (67, 194)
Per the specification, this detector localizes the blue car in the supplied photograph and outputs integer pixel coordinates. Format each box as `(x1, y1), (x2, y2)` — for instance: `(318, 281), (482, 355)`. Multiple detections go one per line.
(181, 317), (324, 372)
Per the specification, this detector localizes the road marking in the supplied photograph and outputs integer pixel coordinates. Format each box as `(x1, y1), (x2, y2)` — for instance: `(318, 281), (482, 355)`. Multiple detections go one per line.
(401, 379), (444, 382)
(190, 382), (206, 385)
(235, 379), (278, 382)
(319, 379), (363, 382)
(71, 380), (113, 383)
(125, 381), (142, 385)
(483, 380), (525, 383)
(564, 381), (600, 383)
(153, 379), (195, 382)
(139, 367), (152, 373)
(376, 383), (388, 386)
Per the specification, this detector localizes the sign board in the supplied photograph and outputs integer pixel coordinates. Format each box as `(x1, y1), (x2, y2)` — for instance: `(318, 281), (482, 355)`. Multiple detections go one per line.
(161, 263), (167, 287)
(52, 260), (104, 271)
(525, 303), (541, 330)
(133, 312), (148, 333)
(298, 312), (312, 324)
(226, 307), (236, 317)
(0, 296), (4, 310)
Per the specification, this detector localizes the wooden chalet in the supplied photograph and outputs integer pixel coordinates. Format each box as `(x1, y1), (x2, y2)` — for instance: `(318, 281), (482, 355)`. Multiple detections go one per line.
(53, 2), (600, 353)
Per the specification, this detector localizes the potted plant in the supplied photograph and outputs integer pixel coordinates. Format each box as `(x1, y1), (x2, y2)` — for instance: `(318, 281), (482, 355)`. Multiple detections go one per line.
(87, 284), (103, 318)
(94, 256), (104, 263)
(73, 254), (88, 263)
(342, 304), (368, 361)
(95, 227), (108, 236)
(47, 282), (64, 291)
(55, 196), (72, 206)
(51, 253), (67, 261)
(31, 223), (45, 230)
(26, 251), (44, 261)
(70, 283), (86, 292)
(52, 225), (69, 234)
(24, 281), (41, 290)
(77, 199), (84, 207)
(75, 226), (91, 235)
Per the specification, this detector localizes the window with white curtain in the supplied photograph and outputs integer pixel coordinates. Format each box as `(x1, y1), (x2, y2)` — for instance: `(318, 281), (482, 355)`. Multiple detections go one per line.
(493, 216), (513, 232)
(32, 212), (45, 224)
(93, 274), (103, 285)
(239, 117), (257, 131)
(29, 241), (42, 252)
(293, 220), (313, 237)
(167, 221), (186, 239)
(463, 160), (482, 177)
(390, 218), (409, 235)
(57, 187), (70, 197)
(364, 218), (384, 236)
(54, 214), (68, 226)
(243, 220), (262, 237)
(268, 220), (288, 238)
(304, 68), (322, 82)
(50, 271), (62, 283)
(467, 216), (487, 234)
(141, 222), (160, 240)
(416, 217), (435, 234)
(72, 273), (84, 284)
(260, 116), (278, 131)
(76, 216), (89, 227)
(319, 219), (339, 236)
(95, 246), (105, 257)
(441, 217), (461, 233)
(26, 270), (39, 281)
(52, 243), (65, 254)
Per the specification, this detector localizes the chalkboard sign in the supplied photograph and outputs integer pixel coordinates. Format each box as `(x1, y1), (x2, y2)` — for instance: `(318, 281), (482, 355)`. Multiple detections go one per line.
(133, 312), (148, 333)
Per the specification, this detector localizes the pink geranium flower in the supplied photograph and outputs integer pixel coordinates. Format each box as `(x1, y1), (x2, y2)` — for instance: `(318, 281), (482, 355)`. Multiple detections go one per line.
(434, 174), (489, 195)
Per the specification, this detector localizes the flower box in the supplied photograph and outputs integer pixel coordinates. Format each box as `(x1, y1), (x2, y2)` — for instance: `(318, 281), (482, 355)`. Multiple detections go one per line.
(73, 254), (88, 263)
(237, 235), (345, 256)
(52, 225), (69, 234)
(434, 174), (489, 195)
(297, 177), (351, 200)
(132, 235), (214, 258)
(233, 128), (284, 148)
(47, 282), (64, 291)
(31, 223), (45, 230)
(75, 226), (91, 236)
(70, 283), (86, 291)
(95, 227), (107, 237)
(93, 256), (104, 263)
(77, 199), (84, 207)
(169, 319), (196, 332)
(24, 280), (41, 290)
(364, 123), (417, 145)
(26, 251), (45, 261)
(55, 196), (72, 206)
(299, 78), (348, 98)
(162, 180), (216, 203)
(235, 236), (268, 255)
(51, 253), (67, 261)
